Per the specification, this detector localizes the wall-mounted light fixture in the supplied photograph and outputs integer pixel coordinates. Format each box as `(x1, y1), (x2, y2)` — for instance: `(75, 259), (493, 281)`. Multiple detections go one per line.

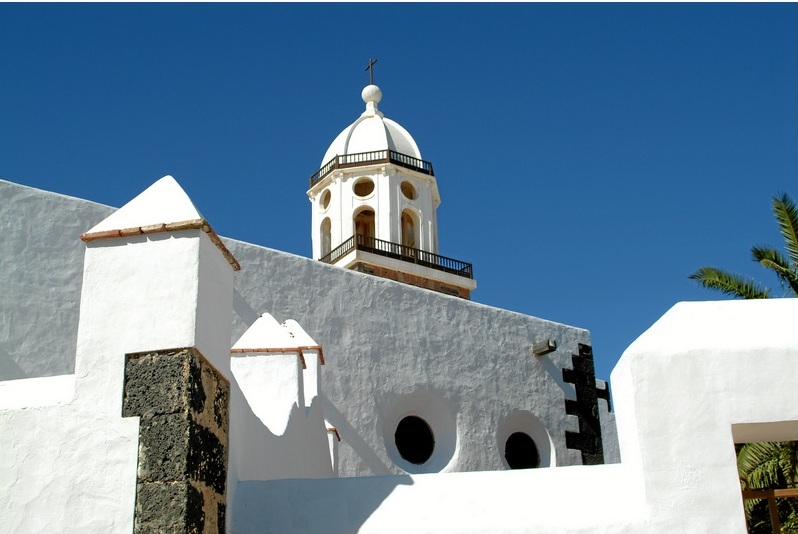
(532, 339), (557, 357)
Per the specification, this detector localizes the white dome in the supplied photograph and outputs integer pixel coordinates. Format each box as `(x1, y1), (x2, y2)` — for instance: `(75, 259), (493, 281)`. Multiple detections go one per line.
(321, 85), (422, 167)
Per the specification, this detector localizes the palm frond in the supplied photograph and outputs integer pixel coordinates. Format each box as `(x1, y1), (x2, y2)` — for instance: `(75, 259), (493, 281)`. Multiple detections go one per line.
(779, 441), (798, 487)
(773, 192), (798, 268)
(739, 442), (784, 488)
(738, 441), (798, 529)
(739, 441), (798, 488)
(689, 267), (771, 299)
(752, 245), (798, 296)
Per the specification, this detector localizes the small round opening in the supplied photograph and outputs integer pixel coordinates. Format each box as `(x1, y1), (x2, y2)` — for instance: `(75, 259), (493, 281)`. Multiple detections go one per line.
(353, 178), (375, 197)
(400, 181), (417, 200)
(504, 432), (540, 469)
(320, 189), (331, 210)
(395, 415), (435, 465)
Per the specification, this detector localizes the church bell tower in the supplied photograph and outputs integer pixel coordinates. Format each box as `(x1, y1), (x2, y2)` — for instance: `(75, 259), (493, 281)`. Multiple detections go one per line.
(307, 64), (476, 299)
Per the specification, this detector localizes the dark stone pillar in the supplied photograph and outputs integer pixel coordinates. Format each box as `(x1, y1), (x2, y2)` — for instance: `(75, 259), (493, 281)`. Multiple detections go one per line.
(123, 347), (229, 533)
(562, 344), (605, 466)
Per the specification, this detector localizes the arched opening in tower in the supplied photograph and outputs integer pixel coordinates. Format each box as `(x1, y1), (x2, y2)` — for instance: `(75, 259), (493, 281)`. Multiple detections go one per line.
(321, 218), (332, 257)
(401, 210), (418, 250)
(354, 209), (375, 245)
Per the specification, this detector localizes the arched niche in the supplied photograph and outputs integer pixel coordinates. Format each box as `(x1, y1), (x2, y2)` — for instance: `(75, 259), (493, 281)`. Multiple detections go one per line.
(354, 207), (375, 244)
(320, 217), (332, 258)
(401, 209), (419, 250)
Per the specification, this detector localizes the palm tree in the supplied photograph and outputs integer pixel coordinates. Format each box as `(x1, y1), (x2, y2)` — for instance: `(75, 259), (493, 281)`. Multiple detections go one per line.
(737, 441), (798, 533)
(690, 192), (798, 533)
(689, 192), (798, 299)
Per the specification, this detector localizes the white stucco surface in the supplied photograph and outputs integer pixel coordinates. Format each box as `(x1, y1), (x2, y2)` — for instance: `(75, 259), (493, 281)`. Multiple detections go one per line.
(0, 177), (332, 533)
(227, 235), (595, 475)
(4, 176), (794, 534)
(0, 179), (114, 379)
(610, 299), (798, 532)
(231, 313), (319, 433)
(0, 373), (74, 409)
(0, 178), (243, 533)
(75, 229), (215, 410)
(234, 464), (642, 534)
(234, 299), (798, 533)
(1, 177), (612, 486)
(0, 405), (140, 533)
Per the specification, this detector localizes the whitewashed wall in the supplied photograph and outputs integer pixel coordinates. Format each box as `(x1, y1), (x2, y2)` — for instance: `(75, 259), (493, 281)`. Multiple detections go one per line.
(234, 299), (798, 533)
(0, 178), (335, 532)
(227, 237), (600, 475)
(0, 179), (114, 379)
(0, 179), (617, 480)
(5, 179), (790, 534)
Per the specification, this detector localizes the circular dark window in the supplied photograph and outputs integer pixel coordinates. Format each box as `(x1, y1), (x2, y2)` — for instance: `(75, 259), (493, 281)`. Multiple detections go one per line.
(400, 181), (417, 200)
(504, 432), (540, 469)
(320, 189), (331, 210)
(353, 178), (375, 197)
(395, 416), (435, 464)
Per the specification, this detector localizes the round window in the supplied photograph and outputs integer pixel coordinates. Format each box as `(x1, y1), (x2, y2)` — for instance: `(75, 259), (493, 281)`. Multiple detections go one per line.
(353, 178), (375, 197)
(395, 415), (435, 465)
(400, 181), (417, 200)
(504, 431), (540, 469)
(320, 189), (331, 210)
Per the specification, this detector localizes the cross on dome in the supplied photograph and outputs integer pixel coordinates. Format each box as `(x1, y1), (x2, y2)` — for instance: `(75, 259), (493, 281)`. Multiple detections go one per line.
(362, 58), (382, 114)
(364, 58), (377, 85)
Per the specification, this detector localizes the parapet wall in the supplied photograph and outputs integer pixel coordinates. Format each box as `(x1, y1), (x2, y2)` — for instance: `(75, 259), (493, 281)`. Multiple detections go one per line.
(234, 299), (798, 533)
(0, 179), (617, 477)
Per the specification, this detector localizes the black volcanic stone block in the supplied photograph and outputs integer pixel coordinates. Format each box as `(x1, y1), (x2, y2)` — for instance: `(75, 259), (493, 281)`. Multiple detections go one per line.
(124, 347), (229, 533)
(123, 350), (191, 418)
(138, 413), (190, 482)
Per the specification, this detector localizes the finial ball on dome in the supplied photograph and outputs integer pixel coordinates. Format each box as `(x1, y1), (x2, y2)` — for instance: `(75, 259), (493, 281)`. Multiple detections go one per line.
(362, 85), (382, 105)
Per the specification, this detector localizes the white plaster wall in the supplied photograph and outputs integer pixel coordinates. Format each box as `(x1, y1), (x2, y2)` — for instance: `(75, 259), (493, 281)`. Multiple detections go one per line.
(302, 351), (322, 405)
(74, 230), (212, 412)
(232, 353), (305, 432)
(0, 211), (224, 534)
(0, 179), (114, 379)
(228, 385), (333, 482)
(227, 237), (592, 476)
(610, 299), (798, 532)
(233, 299), (798, 534)
(234, 464), (643, 534)
(196, 231), (235, 376)
(1, 181), (241, 533)
(0, 404), (139, 533)
(0, 180), (614, 481)
(0, 373), (74, 409)
(6, 180), (797, 534)
(227, 315), (336, 483)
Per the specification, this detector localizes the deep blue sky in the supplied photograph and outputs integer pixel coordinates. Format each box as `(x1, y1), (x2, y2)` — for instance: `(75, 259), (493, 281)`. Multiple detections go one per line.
(1, 3), (795, 382)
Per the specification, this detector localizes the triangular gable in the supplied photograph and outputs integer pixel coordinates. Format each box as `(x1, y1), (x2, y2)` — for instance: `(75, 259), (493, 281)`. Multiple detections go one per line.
(86, 175), (203, 234)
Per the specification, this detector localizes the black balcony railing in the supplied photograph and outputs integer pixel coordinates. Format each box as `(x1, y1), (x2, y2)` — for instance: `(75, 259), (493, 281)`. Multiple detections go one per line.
(310, 150), (434, 187)
(319, 234), (473, 279)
